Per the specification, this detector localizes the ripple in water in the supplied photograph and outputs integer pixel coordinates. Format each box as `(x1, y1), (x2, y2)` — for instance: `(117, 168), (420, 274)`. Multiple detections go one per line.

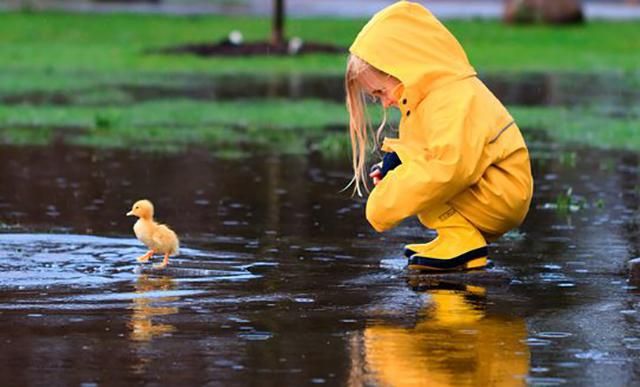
(0, 234), (262, 308)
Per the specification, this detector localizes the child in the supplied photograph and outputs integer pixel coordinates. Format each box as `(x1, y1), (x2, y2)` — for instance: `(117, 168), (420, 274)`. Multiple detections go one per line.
(345, 1), (533, 271)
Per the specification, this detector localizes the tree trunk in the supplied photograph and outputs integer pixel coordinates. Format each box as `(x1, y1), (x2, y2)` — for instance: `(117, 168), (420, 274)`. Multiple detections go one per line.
(504, 0), (584, 24)
(271, 0), (285, 47)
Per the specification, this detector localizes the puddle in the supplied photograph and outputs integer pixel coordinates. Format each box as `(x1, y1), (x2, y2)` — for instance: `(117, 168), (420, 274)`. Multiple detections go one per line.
(1, 74), (346, 105)
(0, 233), (258, 290)
(482, 72), (640, 112)
(2, 72), (639, 111)
(0, 141), (638, 385)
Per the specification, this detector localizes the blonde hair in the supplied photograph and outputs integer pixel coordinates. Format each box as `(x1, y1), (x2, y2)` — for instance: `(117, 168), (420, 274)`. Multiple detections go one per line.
(344, 54), (392, 197)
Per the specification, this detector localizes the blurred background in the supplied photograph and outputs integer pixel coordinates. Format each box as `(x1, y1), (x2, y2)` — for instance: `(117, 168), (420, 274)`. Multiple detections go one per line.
(0, 0), (638, 156)
(0, 1), (639, 386)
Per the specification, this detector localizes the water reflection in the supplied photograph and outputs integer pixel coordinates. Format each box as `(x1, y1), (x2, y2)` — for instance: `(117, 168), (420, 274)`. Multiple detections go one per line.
(128, 274), (178, 378)
(129, 274), (178, 343)
(351, 280), (529, 386)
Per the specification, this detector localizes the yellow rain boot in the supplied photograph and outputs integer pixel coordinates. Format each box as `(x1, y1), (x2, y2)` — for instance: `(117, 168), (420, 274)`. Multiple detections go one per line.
(404, 238), (438, 258)
(408, 204), (488, 271)
(403, 209), (442, 257)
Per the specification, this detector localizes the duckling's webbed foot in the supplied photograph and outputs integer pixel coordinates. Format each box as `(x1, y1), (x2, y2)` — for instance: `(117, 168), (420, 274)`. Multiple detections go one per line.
(137, 250), (154, 263)
(153, 253), (170, 270)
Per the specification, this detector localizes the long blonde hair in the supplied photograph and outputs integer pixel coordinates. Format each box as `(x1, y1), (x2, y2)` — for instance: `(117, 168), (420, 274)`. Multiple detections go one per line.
(344, 54), (392, 196)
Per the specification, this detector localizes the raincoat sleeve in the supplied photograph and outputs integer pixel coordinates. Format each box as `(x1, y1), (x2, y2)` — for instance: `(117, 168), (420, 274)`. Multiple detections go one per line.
(366, 93), (487, 232)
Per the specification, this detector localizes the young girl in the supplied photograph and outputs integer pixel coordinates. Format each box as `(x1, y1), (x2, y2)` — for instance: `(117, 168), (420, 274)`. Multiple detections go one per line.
(345, 1), (533, 271)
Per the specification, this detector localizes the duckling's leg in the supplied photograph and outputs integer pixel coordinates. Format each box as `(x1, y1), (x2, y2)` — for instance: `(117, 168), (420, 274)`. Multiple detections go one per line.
(153, 253), (170, 270)
(137, 250), (155, 263)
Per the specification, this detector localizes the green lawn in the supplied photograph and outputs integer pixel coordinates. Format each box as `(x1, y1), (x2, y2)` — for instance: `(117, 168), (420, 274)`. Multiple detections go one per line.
(0, 11), (638, 153)
(2, 12), (639, 69)
(1, 98), (637, 154)
(1, 12), (639, 86)
(0, 99), (356, 155)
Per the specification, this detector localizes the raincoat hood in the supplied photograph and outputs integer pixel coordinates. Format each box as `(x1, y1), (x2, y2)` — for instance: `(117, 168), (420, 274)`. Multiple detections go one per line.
(349, 1), (476, 105)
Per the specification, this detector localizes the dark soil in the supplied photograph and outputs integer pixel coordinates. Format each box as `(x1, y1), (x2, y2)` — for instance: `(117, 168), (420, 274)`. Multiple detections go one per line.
(154, 39), (346, 57)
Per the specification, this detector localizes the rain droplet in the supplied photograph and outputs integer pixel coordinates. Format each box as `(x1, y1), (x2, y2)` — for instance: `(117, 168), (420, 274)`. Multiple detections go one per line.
(238, 331), (272, 341)
(524, 338), (552, 346)
(556, 362), (580, 369)
(538, 332), (573, 339)
(228, 317), (250, 323)
(530, 367), (549, 373)
(575, 349), (609, 360)
(525, 377), (566, 385)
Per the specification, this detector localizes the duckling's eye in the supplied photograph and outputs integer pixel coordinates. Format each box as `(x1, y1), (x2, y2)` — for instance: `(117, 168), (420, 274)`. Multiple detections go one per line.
(135, 206), (139, 209)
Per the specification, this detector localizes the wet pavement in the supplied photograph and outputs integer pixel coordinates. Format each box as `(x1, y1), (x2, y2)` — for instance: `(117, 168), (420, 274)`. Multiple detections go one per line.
(0, 140), (638, 386)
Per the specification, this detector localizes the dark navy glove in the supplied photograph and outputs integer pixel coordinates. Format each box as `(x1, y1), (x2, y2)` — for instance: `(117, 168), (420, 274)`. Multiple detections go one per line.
(370, 152), (402, 180)
(380, 151), (402, 178)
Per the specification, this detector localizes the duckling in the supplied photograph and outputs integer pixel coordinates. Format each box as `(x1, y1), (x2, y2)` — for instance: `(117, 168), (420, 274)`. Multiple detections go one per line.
(126, 199), (179, 269)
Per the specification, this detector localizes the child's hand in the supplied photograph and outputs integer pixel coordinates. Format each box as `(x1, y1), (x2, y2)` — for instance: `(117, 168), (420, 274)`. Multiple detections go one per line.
(369, 161), (383, 186)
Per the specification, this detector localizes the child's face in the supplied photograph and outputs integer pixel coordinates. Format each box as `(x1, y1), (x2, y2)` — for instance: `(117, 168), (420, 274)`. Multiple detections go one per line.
(359, 70), (401, 109)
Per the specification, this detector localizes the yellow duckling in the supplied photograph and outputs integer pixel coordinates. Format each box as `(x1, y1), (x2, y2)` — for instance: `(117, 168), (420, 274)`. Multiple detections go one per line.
(126, 199), (179, 269)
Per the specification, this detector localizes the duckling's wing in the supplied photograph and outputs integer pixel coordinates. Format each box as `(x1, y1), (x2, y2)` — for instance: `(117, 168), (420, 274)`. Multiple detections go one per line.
(152, 224), (179, 253)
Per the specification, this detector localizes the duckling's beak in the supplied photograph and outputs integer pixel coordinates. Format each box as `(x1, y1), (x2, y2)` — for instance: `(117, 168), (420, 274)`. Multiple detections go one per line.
(126, 210), (134, 216)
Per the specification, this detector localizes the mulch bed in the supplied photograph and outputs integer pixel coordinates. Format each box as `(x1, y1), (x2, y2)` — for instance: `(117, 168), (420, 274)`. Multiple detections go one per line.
(154, 39), (346, 57)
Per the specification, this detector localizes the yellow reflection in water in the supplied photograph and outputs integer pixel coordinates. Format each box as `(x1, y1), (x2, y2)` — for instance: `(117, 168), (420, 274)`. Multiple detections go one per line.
(129, 274), (178, 342)
(352, 280), (529, 387)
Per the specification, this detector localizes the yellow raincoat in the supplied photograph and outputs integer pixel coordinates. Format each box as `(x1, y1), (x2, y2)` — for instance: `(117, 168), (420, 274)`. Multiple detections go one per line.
(350, 1), (533, 237)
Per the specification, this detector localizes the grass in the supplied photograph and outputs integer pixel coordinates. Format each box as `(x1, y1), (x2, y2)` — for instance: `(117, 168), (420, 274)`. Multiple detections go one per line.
(0, 99), (346, 129)
(510, 106), (640, 150)
(0, 98), (637, 153)
(0, 12), (639, 93)
(0, 11), (638, 153)
(0, 99), (355, 155)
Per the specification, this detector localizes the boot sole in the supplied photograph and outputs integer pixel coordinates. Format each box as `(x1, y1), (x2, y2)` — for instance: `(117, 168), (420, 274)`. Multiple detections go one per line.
(403, 247), (417, 258)
(408, 247), (488, 271)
